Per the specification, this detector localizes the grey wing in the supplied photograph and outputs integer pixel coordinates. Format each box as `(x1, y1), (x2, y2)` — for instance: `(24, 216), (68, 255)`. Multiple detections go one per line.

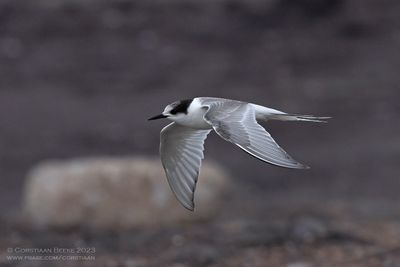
(204, 101), (308, 169)
(160, 122), (212, 211)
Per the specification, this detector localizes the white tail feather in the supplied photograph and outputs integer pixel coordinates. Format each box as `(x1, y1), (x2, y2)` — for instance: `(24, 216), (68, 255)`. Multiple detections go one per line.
(251, 104), (331, 123)
(267, 114), (331, 123)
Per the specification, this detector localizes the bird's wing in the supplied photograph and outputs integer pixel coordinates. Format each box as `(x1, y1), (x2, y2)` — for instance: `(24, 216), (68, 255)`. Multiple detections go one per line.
(203, 101), (308, 169)
(160, 122), (212, 211)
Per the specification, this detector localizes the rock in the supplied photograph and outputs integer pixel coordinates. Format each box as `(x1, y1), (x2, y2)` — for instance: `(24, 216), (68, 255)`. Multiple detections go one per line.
(23, 157), (230, 229)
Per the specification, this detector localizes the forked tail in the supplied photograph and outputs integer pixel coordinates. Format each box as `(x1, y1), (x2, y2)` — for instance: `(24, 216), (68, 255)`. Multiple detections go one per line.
(267, 113), (331, 123)
(251, 104), (331, 123)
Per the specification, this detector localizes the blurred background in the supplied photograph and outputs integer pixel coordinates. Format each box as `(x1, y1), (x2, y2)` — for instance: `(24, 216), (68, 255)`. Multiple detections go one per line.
(1, 0), (400, 266)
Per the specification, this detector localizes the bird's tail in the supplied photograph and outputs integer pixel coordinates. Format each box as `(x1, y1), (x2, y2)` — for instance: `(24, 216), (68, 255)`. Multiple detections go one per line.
(268, 113), (331, 123)
(251, 104), (331, 123)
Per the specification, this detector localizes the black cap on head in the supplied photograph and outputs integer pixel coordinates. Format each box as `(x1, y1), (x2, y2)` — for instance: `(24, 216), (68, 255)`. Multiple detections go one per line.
(170, 99), (193, 115)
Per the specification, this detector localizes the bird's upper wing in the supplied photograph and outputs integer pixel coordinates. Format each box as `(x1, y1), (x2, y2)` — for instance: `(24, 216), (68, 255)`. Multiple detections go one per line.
(203, 100), (308, 169)
(160, 122), (211, 210)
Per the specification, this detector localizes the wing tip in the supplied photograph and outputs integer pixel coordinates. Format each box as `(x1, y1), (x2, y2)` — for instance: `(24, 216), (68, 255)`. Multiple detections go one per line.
(173, 189), (196, 212)
(282, 162), (310, 169)
(287, 160), (310, 169)
(182, 202), (195, 211)
(238, 144), (311, 170)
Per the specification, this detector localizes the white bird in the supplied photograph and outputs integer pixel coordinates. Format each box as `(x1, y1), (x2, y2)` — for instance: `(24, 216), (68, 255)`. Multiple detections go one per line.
(149, 97), (329, 211)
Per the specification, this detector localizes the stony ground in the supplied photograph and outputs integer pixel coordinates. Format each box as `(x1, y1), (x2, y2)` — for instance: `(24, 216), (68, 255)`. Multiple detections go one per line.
(0, 0), (400, 266)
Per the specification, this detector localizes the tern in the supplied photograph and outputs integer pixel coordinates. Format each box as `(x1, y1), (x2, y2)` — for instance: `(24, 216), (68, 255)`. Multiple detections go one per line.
(149, 97), (329, 210)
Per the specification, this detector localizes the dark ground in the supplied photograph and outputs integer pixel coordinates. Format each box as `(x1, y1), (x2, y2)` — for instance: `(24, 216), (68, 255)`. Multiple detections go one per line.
(0, 0), (400, 266)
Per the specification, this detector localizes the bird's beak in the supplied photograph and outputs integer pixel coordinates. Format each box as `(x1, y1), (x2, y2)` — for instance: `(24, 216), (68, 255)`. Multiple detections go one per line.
(148, 114), (168, 121)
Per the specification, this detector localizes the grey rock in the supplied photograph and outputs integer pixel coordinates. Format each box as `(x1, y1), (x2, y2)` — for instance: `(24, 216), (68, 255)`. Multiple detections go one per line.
(23, 157), (230, 229)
